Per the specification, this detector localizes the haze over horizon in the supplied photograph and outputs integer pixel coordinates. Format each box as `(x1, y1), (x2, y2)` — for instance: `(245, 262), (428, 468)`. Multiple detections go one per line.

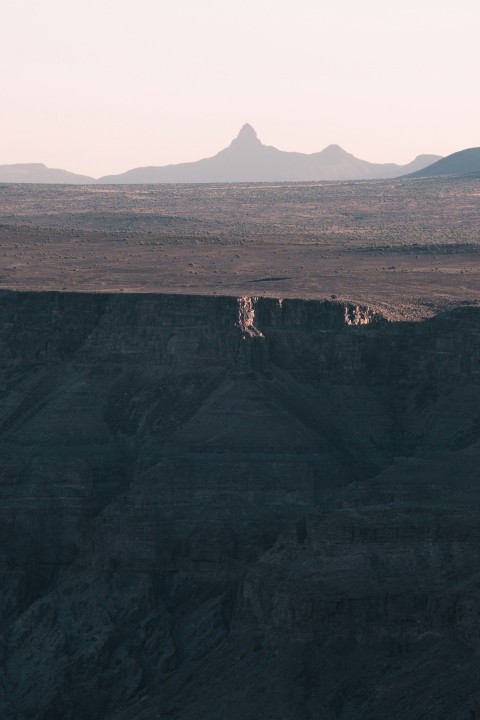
(1, 0), (479, 177)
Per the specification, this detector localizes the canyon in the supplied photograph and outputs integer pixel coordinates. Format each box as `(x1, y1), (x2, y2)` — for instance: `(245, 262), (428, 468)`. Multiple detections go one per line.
(1, 291), (480, 718)
(1, 176), (479, 717)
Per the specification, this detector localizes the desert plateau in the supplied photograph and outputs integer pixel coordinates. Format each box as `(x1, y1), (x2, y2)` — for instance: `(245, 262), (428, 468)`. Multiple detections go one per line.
(1, 175), (479, 319)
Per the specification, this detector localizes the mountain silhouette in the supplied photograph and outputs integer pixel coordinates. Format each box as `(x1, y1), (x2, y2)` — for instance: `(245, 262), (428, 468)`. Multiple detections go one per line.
(97, 124), (441, 183)
(0, 163), (94, 184)
(0, 128), (442, 184)
(405, 147), (480, 178)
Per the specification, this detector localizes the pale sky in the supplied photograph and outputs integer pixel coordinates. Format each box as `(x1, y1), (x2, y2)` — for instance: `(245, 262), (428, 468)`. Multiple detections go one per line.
(1, 0), (479, 177)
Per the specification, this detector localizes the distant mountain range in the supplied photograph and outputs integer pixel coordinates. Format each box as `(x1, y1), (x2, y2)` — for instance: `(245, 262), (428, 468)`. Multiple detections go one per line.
(97, 124), (441, 183)
(0, 124), (461, 184)
(0, 163), (94, 184)
(405, 147), (480, 178)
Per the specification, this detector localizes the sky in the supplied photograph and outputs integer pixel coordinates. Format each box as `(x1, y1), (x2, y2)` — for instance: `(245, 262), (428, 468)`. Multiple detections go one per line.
(1, 0), (479, 177)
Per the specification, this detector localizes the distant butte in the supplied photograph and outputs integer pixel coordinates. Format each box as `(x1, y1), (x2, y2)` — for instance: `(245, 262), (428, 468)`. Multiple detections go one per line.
(0, 162), (94, 184)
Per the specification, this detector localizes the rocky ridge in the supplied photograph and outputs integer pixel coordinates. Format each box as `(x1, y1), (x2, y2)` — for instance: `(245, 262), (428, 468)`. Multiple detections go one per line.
(406, 147), (480, 178)
(97, 124), (441, 183)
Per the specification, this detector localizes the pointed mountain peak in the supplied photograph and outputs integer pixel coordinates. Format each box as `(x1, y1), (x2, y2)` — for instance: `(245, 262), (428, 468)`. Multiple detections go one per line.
(234, 123), (261, 145)
(323, 144), (347, 155)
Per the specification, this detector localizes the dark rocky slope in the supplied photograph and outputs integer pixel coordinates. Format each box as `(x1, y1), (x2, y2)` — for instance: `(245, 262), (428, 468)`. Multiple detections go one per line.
(1, 291), (480, 719)
(406, 147), (480, 178)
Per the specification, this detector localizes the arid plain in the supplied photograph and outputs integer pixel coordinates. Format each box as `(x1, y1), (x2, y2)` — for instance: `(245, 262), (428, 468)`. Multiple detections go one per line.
(1, 175), (479, 319)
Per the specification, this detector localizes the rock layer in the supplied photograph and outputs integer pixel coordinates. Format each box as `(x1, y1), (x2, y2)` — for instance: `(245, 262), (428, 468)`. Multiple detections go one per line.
(1, 291), (480, 719)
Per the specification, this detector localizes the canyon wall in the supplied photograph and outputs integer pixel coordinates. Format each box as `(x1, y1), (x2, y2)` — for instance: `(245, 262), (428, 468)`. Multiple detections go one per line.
(1, 291), (480, 719)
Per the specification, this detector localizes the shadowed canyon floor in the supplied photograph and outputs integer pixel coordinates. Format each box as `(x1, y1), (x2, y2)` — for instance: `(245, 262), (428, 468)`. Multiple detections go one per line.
(1, 180), (480, 719)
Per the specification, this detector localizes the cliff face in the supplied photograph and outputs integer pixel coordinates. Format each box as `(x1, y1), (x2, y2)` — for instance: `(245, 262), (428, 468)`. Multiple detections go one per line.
(1, 291), (480, 719)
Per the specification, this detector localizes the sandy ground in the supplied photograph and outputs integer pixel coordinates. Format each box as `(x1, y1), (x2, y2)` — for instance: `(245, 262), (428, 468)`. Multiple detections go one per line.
(0, 175), (479, 320)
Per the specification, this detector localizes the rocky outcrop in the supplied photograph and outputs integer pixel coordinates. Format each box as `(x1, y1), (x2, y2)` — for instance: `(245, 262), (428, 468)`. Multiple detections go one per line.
(1, 291), (480, 719)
